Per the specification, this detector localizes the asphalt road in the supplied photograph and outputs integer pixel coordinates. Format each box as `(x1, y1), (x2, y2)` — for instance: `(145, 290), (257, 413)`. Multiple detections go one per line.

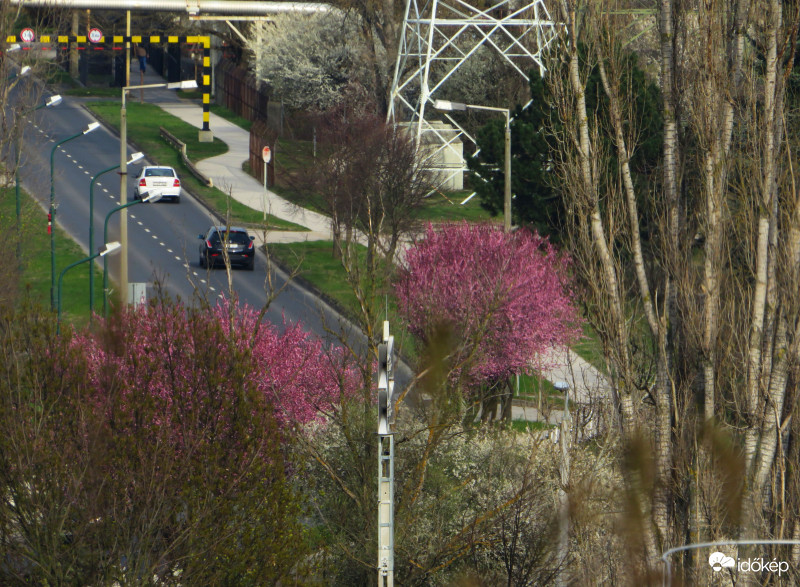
(16, 94), (356, 347)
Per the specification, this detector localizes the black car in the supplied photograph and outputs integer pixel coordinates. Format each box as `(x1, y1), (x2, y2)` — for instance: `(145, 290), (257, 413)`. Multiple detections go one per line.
(199, 226), (256, 270)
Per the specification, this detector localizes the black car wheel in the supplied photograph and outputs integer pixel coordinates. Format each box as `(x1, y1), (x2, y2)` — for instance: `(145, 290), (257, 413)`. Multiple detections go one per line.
(199, 253), (206, 268)
(246, 258), (255, 271)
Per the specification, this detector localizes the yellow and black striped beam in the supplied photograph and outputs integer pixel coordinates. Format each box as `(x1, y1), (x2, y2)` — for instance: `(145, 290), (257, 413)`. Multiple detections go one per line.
(5, 34), (211, 132)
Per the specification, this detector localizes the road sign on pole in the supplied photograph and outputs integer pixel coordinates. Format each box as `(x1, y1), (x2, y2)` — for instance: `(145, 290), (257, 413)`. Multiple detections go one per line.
(261, 146), (271, 163)
(88, 28), (103, 43)
(20, 28), (35, 43)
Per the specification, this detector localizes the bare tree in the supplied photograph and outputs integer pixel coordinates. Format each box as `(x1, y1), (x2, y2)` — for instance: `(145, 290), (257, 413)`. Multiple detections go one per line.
(548, 0), (800, 583)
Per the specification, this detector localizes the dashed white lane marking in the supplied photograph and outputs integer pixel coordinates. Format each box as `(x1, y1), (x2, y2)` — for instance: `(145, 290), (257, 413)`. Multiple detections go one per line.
(200, 279), (207, 284)
(174, 256), (181, 261)
(102, 188), (109, 193)
(137, 221), (143, 226)
(192, 271), (198, 276)
(166, 248), (173, 253)
(159, 242), (165, 246)
(151, 235), (157, 239)
(129, 214), (135, 219)
(144, 228), (150, 232)
(77, 165), (83, 169)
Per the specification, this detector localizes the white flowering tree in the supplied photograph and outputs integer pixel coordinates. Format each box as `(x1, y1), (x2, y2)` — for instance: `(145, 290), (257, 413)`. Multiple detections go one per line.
(246, 12), (371, 112)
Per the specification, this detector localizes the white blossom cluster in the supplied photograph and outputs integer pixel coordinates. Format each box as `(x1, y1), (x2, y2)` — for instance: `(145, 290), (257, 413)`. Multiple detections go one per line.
(246, 13), (372, 111)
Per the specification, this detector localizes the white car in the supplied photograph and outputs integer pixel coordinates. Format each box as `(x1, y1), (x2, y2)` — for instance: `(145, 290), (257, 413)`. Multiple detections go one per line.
(134, 166), (182, 203)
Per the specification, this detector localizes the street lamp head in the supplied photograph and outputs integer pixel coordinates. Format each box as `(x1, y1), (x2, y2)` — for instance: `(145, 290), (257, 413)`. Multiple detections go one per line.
(99, 241), (122, 257)
(554, 381), (570, 393)
(128, 152), (145, 165)
(46, 94), (63, 108)
(84, 122), (101, 134)
(142, 190), (163, 203)
(433, 99), (466, 111)
(167, 79), (199, 90)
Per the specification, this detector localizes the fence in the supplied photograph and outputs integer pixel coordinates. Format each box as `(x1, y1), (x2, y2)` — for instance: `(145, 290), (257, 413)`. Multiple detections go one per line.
(215, 58), (320, 143)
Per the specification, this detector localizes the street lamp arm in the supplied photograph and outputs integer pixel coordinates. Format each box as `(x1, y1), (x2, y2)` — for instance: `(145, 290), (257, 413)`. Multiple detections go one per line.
(50, 129), (89, 310)
(57, 251), (102, 334)
(88, 163), (123, 318)
(102, 199), (146, 317)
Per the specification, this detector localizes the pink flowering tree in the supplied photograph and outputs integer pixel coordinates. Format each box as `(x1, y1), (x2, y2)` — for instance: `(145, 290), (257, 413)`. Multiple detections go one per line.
(395, 222), (582, 419)
(61, 298), (358, 583)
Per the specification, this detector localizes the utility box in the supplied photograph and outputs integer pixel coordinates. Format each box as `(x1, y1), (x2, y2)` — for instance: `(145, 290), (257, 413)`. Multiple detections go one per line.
(400, 121), (464, 191)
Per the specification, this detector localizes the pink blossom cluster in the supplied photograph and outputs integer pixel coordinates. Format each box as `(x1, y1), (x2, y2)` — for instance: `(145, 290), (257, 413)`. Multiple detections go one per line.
(73, 299), (358, 445)
(395, 222), (582, 386)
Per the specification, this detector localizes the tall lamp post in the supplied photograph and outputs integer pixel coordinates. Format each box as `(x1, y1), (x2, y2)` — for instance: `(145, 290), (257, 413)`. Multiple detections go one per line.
(49, 121), (101, 310)
(57, 241), (121, 335)
(102, 191), (162, 317)
(433, 99), (512, 232)
(14, 94), (62, 269)
(118, 79), (197, 305)
(88, 152), (144, 320)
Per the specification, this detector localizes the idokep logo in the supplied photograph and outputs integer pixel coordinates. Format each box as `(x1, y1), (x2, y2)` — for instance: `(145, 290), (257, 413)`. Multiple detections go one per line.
(709, 552), (735, 572)
(708, 551), (790, 576)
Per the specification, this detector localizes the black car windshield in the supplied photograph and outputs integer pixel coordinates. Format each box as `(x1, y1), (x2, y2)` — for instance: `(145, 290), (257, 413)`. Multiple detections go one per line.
(211, 231), (250, 245)
(145, 168), (175, 177)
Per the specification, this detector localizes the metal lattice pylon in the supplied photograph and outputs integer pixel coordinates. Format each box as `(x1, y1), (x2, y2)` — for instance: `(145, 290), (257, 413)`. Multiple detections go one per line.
(388, 0), (559, 189)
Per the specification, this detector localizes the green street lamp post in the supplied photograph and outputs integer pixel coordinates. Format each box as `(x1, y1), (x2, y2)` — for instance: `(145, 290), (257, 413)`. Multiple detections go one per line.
(118, 79), (197, 304)
(50, 121), (101, 310)
(102, 191), (162, 317)
(14, 94), (62, 270)
(88, 152), (144, 321)
(57, 241), (121, 335)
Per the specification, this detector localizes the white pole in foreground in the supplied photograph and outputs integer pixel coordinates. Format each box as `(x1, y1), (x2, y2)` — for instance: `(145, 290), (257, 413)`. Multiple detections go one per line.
(377, 321), (395, 587)
(262, 146), (271, 222)
(555, 380), (571, 587)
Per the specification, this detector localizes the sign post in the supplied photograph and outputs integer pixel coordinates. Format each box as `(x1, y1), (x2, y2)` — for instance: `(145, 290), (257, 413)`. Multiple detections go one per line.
(261, 146), (271, 222)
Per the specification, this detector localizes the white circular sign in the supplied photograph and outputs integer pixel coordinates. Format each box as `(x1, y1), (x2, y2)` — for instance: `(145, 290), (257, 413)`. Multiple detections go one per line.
(20, 28), (35, 43)
(261, 146), (272, 163)
(88, 28), (103, 43)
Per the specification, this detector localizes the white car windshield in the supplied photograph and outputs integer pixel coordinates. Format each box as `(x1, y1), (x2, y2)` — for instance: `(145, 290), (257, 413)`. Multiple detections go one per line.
(145, 169), (175, 177)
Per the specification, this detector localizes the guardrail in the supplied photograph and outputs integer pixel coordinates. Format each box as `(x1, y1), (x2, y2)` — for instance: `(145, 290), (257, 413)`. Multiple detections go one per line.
(159, 126), (213, 188)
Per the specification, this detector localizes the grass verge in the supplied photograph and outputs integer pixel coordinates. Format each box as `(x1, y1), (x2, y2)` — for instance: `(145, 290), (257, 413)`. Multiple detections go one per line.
(1, 183), (103, 327)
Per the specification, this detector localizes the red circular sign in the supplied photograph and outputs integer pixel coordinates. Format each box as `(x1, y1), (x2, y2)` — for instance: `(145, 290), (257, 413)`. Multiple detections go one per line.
(261, 146), (272, 163)
(20, 28), (35, 43)
(88, 28), (103, 43)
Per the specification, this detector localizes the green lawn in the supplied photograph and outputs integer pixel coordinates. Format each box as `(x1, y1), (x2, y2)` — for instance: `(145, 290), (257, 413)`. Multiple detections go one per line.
(84, 101), (305, 231)
(267, 241), (364, 316)
(416, 191), (494, 223)
(1, 184), (104, 327)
